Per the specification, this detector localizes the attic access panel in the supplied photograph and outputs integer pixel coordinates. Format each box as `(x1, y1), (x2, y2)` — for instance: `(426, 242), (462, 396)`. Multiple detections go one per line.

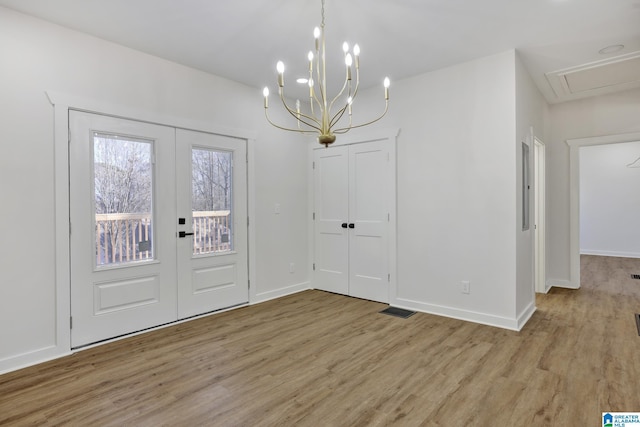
(546, 52), (640, 100)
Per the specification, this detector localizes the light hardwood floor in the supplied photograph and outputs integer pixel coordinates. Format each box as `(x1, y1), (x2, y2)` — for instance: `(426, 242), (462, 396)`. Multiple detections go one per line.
(1, 255), (639, 426)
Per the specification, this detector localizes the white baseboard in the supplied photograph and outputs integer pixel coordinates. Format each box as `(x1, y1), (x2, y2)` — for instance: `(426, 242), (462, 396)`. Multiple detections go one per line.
(0, 345), (71, 376)
(390, 297), (523, 331)
(252, 281), (311, 304)
(580, 249), (640, 259)
(1, 283), (312, 375)
(516, 302), (536, 331)
(547, 278), (579, 289)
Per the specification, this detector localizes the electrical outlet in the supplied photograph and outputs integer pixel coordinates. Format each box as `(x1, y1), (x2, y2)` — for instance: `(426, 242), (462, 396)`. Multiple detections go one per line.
(461, 281), (470, 294)
(274, 203), (281, 214)
(289, 262), (295, 273)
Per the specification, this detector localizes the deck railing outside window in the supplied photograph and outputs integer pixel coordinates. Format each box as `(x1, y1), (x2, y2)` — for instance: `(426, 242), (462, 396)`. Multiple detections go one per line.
(192, 210), (232, 254)
(95, 211), (231, 266)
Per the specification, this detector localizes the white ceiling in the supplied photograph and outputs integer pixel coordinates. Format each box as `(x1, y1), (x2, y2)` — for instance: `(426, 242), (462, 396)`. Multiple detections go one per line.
(1, 0), (639, 104)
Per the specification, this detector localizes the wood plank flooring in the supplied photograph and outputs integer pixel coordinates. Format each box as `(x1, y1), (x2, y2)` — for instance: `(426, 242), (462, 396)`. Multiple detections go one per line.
(1, 255), (639, 426)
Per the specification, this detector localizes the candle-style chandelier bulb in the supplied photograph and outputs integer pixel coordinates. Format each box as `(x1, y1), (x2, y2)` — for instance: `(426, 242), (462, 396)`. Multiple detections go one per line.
(262, 0), (389, 147)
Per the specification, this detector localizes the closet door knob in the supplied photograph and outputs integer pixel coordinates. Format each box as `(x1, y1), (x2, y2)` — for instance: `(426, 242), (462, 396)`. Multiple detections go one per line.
(348, 223), (355, 229)
(341, 222), (348, 228)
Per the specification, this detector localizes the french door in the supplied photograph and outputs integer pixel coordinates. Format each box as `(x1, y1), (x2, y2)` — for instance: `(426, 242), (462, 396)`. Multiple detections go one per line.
(175, 129), (247, 319)
(314, 141), (391, 303)
(69, 111), (247, 348)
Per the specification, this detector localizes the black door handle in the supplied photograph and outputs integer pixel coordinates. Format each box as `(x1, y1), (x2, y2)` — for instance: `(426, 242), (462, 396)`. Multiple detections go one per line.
(341, 222), (348, 228)
(348, 223), (355, 229)
(179, 231), (194, 238)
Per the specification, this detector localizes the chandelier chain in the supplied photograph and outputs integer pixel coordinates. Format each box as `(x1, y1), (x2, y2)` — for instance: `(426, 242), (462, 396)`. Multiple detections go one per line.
(321, 0), (325, 28)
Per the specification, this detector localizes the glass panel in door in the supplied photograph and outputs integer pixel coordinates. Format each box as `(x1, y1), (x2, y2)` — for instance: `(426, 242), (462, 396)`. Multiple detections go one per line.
(93, 133), (154, 266)
(191, 148), (233, 255)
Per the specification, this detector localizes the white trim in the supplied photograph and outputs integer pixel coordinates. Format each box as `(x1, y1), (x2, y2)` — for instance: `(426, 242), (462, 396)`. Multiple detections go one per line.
(516, 302), (537, 331)
(247, 137), (258, 304)
(252, 281), (311, 304)
(566, 131), (640, 289)
(321, 127), (401, 148)
(533, 137), (547, 294)
(393, 298), (525, 331)
(580, 250), (640, 259)
(307, 136), (315, 293)
(0, 92), (75, 375)
(0, 346), (72, 376)
(46, 91), (257, 140)
(547, 278), (578, 290)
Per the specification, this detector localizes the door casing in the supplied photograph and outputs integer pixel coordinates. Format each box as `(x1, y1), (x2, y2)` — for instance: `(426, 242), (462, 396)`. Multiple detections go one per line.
(48, 91), (256, 359)
(533, 137), (547, 293)
(69, 112), (250, 348)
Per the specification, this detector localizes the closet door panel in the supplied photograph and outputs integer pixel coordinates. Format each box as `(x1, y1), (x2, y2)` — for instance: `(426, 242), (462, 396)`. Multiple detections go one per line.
(348, 142), (389, 303)
(313, 146), (349, 295)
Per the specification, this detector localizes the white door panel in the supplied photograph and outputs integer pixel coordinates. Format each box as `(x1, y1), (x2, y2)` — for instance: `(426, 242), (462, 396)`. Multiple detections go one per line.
(348, 142), (389, 302)
(70, 111), (177, 348)
(313, 146), (349, 294)
(176, 129), (248, 319)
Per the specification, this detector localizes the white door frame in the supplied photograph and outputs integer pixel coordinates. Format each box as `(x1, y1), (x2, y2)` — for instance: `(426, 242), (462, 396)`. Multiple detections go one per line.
(566, 131), (640, 289)
(308, 128), (399, 303)
(48, 91), (256, 359)
(533, 137), (547, 293)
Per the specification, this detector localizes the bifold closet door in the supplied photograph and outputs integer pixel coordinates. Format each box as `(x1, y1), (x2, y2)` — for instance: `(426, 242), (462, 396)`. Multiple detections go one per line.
(313, 141), (390, 303)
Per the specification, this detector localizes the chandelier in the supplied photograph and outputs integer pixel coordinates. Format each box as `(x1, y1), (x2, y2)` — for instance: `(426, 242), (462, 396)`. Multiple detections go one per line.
(262, 0), (390, 147)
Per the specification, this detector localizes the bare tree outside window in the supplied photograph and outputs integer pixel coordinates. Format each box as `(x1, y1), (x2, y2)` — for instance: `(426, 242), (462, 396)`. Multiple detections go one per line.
(192, 149), (231, 211)
(93, 134), (153, 265)
(191, 148), (233, 254)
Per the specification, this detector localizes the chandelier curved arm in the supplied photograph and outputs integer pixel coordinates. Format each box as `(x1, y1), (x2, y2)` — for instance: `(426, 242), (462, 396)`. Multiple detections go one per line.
(329, 61), (360, 114)
(329, 102), (351, 130)
(329, 67), (360, 129)
(328, 69), (352, 113)
(264, 108), (320, 134)
(333, 100), (388, 134)
(312, 55), (326, 114)
(329, 79), (358, 129)
(278, 89), (323, 131)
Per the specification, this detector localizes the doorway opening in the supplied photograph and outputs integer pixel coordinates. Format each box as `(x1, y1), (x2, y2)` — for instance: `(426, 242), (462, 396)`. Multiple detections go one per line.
(566, 131), (640, 288)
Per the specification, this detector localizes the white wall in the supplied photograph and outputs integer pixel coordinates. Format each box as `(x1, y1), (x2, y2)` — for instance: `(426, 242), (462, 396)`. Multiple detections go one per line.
(580, 141), (640, 258)
(355, 50), (535, 329)
(0, 7), (309, 373)
(515, 53), (548, 315)
(0, 6), (547, 373)
(547, 89), (640, 285)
